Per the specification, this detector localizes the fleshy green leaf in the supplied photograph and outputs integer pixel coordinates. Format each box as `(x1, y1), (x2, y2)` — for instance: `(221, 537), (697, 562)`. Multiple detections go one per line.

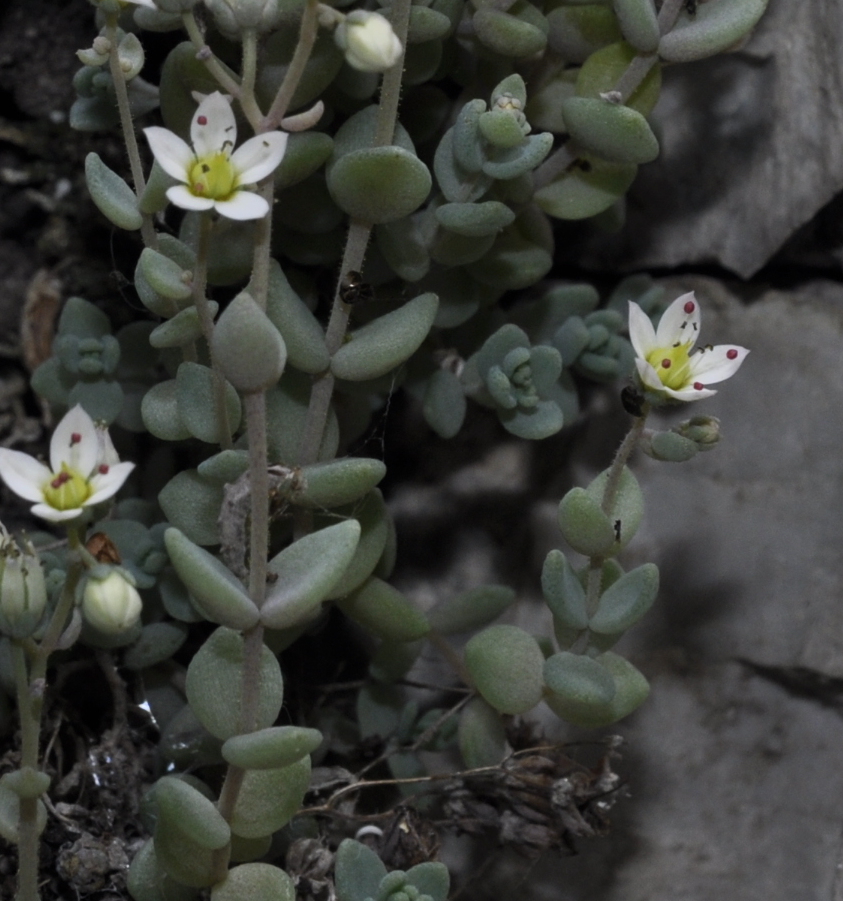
(292, 458), (386, 509)
(613, 0), (660, 52)
(335, 839), (388, 901)
(331, 293), (439, 381)
(557, 486), (616, 556)
(221, 726), (322, 770)
(535, 154), (637, 220)
(658, 0), (769, 62)
(589, 562), (658, 633)
(185, 627), (283, 740)
(85, 151), (143, 231)
(584, 465), (644, 552)
(428, 584), (516, 634)
(435, 201), (516, 237)
(261, 520), (361, 629)
(211, 863), (295, 901)
(338, 577), (430, 642)
(561, 96), (659, 164)
(458, 696), (508, 768)
(164, 528), (260, 631)
(464, 624), (545, 714)
(229, 757), (310, 839)
(423, 368), (467, 439)
(176, 362), (242, 444)
(541, 549), (588, 630)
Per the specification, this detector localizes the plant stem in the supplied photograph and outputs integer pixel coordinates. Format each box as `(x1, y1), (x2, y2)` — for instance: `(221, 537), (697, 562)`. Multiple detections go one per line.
(244, 393), (269, 607)
(182, 12), (247, 106)
(582, 408), (649, 620)
(193, 215), (233, 450)
(105, 17), (157, 249)
(261, 0), (321, 131)
(13, 529), (86, 901)
(297, 0), (411, 464)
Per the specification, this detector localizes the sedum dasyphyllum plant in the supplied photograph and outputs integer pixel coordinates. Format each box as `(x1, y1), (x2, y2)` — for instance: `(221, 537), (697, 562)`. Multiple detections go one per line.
(0, 0), (763, 897)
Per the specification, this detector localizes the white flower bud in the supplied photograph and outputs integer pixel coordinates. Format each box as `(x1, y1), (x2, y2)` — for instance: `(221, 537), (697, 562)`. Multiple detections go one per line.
(82, 570), (142, 636)
(335, 11), (403, 73)
(0, 530), (47, 640)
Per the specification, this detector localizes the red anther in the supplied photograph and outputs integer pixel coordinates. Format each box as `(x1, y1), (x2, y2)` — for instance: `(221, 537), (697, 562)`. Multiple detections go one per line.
(661, 359), (671, 369)
(193, 184), (204, 194)
(726, 349), (738, 359)
(684, 300), (695, 314)
(197, 115), (208, 125)
(694, 382), (704, 390)
(70, 432), (82, 444)
(51, 471), (71, 489)
(98, 464), (110, 475)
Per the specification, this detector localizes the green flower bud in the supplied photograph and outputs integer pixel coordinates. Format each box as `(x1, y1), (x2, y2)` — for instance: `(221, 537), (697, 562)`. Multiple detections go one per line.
(0, 529), (47, 640)
(674, 415), (721, 451)
(82, 569), (142, 636)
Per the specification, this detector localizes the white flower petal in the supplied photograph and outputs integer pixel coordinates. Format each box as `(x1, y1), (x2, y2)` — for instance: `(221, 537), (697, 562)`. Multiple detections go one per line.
(192, 92), (237, 158)
(231, 132), (289, 185)
(86, 462), (136, 507)
(655, 292), (700, 349)
(627, 301), (657, 359)
(30, 503), (84, 523)
(665, 384), (717, 402)
(124, 0), (157, 7)
(166, 184), (216, 212)
(144, 127), (193, 183)
(50, 405), (98, 475)
(213, 191), (269, 220)
(688, 345), (749, 384)
(0, 449), (51, 503)
(634, 357), (665, 394)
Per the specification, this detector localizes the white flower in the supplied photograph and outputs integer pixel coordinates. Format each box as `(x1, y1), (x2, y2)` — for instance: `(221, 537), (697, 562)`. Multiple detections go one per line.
(83, 570), (142, 635)
(0, 406), (135, 524)
(143, 92), (288, 221)
(628, 292), (748, 402)
(336, 11), (403, 73)
(120, 0), (157, 8)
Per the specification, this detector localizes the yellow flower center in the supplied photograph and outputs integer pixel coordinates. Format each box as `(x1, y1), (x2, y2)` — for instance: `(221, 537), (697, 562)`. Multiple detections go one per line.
(42, 464), (92, 511)
(646, 343), (693, 391)
(188, 153), (237, 201)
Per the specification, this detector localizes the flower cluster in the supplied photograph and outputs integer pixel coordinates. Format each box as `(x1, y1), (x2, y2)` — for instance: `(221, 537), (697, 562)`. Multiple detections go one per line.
(628, 292), (748, 403)
(0, 405), (134, 524)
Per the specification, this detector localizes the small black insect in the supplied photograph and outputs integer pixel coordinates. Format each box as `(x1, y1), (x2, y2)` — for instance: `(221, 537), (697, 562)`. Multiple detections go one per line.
(614, 520), (622, 542)
(684, 0), (697, 15)
(621, 385), (646, 417)
(339, 270), (374, 305)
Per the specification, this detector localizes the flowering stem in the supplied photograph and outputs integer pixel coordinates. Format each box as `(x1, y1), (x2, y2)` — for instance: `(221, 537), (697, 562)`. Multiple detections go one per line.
(12, 643), (39, 901)
(193, 215), (233, 450)
(261, 0), (321, 131)
(298, 0), (410, 464)
(297, 218), (369, 464)
(104, 17), (157, 249)
(12, 528), (86, 901)
(182, 12), (246, 106)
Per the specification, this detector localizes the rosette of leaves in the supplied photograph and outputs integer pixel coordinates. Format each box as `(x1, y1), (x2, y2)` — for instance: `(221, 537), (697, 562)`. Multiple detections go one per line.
(30, 297), (127, 424)
(334, 839), (449, 901)
(460, 324), (566, 440)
